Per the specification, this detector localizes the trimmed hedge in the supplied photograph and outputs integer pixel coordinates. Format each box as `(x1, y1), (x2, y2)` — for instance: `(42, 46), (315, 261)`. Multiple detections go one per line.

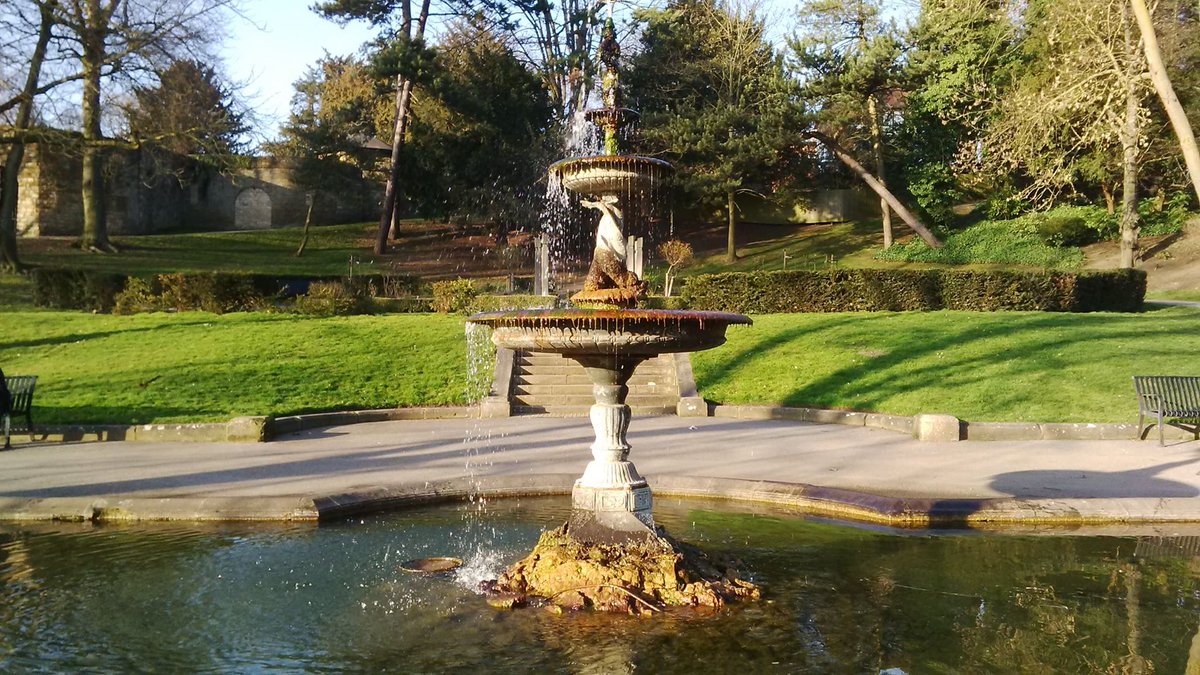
(32, 269), (423, 313)
(467, 294), (556, 313)
(679, 269), (1146, 313)
(32, 269), (126, 313)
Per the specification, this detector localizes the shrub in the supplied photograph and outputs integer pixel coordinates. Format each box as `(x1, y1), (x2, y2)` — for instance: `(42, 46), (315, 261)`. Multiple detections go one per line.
(292, 280), (375, 316)
(1074, 268), (1146, 313)
(112, 277), (163, 315)
(1031, 206), (1116, 247)
(349, 274), (423, 298)
(1140, 192), (1194, 237)
(904, 163), (962, 228)
(984, 195), (1029, 221)
(431, 279), (478, 314)
(1036, 212), (1091, 247)
(641, 295), (688, 310)
(679, 269), (1145, 313)
(156, 273), (272, 313)
(373, 297), (434, 313)
(31, 268), (125, 312)
(878, 220), (1085, 269)
(466, 294), (556, 313)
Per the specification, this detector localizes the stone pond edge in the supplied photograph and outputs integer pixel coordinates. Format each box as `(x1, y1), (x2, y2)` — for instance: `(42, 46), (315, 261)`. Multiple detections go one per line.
(4, 474), (1200, 528)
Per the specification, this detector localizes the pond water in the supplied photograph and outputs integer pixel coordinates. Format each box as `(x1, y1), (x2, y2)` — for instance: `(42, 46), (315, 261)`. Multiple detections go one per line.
(2, 497), (1199, 673)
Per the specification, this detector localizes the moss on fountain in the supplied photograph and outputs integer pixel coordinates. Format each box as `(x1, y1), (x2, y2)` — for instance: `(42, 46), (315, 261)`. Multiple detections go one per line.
(483, 523), (760, 615)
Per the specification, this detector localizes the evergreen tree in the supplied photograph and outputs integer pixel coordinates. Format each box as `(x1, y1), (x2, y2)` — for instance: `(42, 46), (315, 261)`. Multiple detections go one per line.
(627, 0), (800, 262)
(894, 0), (1022, 226)
(790, 0), (901, 246)
(124, 59), (248, 179)
(403, 20), (554, 240)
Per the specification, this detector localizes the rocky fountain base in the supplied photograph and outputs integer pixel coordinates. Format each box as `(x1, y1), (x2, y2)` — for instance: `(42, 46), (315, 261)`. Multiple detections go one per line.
(467, 309), (759, 614)
(484, 522), (759, 615)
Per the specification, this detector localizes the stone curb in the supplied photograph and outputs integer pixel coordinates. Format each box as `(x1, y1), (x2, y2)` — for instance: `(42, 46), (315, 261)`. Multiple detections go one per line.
(713, 404), (913, 434)
(7, 474), (1200, 528)
(710, 404), (1196, 442)
(269, 407), (477, 437)
(18, 405), (1194, 446)
(25, 407), (480, 445)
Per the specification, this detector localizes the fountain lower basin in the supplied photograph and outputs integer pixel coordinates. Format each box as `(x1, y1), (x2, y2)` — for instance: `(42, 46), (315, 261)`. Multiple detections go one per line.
(468, 308), (751, 356)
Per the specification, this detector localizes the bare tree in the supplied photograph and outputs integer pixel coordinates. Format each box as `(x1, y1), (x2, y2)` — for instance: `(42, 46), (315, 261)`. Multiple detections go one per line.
(0, 1), (58, 271)
(43, 0), (237, 252)
(973, 0), (1151, 267)
(477, 0), (604, 121)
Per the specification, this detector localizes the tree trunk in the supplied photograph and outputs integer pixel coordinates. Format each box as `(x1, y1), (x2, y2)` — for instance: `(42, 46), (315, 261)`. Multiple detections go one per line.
(1, 1), (56, 272)
(1119, 5), (1142, 269)
(79, 0), (117, 253)
(374, 76), (413, 255)
(1130, 0), (1200, 206)
(373, 0), (429, 254)
(804, 130), (943, 248)
(1102, 183), (1116, 215)
(80, 49), (112, 252)
(867, 94), (893, 249)
(296, 192), (316, 257)
(726, 189), (738, 262)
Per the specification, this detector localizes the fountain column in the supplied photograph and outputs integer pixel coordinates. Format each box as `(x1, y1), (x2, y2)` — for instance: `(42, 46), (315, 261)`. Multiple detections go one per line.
(568, 354), (656, 538)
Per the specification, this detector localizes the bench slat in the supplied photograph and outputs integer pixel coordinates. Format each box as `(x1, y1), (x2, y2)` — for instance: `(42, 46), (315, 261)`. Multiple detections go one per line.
(1134, 376), (1200, 445)
(3, 375), (37, 446)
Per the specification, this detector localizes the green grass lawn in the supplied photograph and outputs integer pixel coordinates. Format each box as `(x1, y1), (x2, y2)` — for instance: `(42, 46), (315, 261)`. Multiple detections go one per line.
(3, 306), (1199, 425)
(1146, 289), (1200, 302)
(691, 306), (1200, 423)
(0, 311), (472, 424)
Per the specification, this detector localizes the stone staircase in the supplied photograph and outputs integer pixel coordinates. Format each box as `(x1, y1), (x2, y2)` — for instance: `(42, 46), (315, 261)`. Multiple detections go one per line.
(510, 350), (681, 416)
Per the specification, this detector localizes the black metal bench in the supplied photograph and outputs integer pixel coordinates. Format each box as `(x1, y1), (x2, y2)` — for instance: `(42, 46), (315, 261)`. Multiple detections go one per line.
(1134, 376), (1200, 446)
(1, 374), (37, 450)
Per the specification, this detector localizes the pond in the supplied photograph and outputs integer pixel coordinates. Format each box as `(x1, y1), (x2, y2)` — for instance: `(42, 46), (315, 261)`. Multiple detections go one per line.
(1, 497), (1198, 673)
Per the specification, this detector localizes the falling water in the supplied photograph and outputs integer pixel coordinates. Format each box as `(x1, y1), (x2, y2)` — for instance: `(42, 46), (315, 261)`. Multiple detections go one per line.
(464, 322), (496, 404)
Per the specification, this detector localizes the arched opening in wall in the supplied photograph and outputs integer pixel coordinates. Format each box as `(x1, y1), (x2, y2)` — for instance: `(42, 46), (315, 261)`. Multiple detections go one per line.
(234, 188), (271, 229)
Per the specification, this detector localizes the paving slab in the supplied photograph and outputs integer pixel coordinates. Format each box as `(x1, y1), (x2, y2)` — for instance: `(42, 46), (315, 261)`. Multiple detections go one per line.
(2, 415), (1199, 526)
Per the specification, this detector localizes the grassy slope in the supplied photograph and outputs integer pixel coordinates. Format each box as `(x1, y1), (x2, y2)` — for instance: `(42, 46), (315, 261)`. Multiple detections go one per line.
(692, 307), (1200, 423)
(0, 311), (470, 424)
(16, 220), (525, 284)
(19, 224), (383, 276)
(3, 306), (1198, 425)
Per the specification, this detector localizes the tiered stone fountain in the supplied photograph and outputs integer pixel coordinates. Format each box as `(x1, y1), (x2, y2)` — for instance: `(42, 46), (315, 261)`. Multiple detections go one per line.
(468, 16), (756, 614)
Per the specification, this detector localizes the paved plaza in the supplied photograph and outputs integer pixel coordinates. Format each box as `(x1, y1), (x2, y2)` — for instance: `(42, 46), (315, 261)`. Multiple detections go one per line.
(1, 415), (1199, 529)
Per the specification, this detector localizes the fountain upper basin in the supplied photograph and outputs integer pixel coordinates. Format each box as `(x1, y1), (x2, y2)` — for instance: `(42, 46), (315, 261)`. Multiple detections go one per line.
(549, 155), (673, 197)
(468, 308), (751, 357)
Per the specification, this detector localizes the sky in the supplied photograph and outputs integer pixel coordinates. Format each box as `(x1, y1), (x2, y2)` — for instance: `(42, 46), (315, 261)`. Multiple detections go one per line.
(222, 0), (375, 143)
(221, 0), (915, 144)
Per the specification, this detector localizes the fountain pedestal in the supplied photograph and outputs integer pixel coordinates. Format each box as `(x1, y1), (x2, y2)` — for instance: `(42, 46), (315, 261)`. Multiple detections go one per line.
(568, 354), (657, 542)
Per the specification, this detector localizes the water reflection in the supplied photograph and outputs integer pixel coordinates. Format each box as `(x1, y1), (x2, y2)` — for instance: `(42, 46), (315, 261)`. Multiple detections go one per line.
(1, 500), (1199, 672)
